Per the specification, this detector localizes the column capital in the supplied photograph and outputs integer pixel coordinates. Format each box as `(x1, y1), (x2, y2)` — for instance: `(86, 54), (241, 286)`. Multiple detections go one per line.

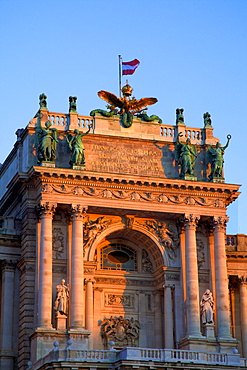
(1, 259), (17, 272)
(84, 278), (96, 284)
(239, 275), (247, 286)
(212, 216), (229, 231)
(70, 204), (88, 220)
(37, 201), (57, 218)
(163, 283), (175, 290)
(184, 214), (200, 228)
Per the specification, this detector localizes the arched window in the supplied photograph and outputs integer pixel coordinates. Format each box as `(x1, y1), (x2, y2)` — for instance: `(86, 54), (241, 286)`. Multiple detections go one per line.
(101, 244), (137, 271)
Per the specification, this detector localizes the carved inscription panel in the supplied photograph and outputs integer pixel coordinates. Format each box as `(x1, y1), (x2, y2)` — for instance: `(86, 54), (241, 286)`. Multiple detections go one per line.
(85, 139), (164, 176)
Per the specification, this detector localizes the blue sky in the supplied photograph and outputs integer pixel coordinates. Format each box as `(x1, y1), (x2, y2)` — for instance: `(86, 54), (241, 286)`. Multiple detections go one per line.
(0, 0), (246, 234)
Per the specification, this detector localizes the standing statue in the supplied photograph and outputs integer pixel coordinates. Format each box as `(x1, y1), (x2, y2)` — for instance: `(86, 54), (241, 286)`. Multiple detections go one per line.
(175, 132), (197, 178)
(69, 96), (77, 113)
(35, 112), (58, 163)
(176, 108), (184, 124)
(39, 93), (48, 109)
(203, 112), (212, 127)
(66, 125), (92, 166)
(206, 135), (231, 180)
(54, 279), (69, 316)
(200, 289), (214, 324)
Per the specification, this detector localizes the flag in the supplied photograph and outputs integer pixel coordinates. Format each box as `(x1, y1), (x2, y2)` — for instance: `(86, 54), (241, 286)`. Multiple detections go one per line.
(122, 59), (140, 75)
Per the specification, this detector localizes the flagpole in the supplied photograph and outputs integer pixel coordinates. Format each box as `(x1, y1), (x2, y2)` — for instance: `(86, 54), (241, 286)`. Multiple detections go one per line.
(118, 55), (122, 97)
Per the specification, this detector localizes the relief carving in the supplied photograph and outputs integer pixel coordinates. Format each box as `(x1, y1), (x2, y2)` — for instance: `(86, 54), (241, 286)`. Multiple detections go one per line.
(105, 293), (134, 308)
(83, 216), (112, 249)
(100, 316), (140, 349)
(141, 249), (154, 273)
(196, 238), (205, 269)
(42, 184), (225, 208)
(144, 221), (180, 260)
(52, 227), (65, 259)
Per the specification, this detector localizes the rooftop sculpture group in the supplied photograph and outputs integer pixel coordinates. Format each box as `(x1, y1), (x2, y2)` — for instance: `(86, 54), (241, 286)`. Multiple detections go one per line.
(34, 93), (231, 182)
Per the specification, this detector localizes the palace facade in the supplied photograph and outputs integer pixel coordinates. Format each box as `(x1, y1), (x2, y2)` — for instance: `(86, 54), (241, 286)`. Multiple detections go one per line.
(0, 93), (246, 369)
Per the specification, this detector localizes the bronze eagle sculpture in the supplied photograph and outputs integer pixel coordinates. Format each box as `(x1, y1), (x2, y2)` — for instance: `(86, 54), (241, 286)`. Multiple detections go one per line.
(90, 83), (161, 127)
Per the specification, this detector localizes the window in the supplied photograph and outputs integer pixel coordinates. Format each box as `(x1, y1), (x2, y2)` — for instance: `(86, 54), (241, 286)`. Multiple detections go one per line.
(101, 244), (137, 271)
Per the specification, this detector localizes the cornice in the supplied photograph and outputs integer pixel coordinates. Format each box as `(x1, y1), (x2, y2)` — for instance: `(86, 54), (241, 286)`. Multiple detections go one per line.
(28, 166), (240, 206)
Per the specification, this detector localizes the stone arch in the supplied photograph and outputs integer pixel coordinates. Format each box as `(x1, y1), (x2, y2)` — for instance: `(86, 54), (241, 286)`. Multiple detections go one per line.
(86, 222), (170, 269)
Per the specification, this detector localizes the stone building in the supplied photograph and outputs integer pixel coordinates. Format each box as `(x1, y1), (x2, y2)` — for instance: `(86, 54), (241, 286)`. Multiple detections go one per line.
(0, 91), (246, 369)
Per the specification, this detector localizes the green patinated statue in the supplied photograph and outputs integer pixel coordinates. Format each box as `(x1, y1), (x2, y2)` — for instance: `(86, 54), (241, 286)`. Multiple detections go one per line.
(69, 96), (77, 113)
(176, 108), (184, 125)
(203, 112), (212, 127)
(39, 93), (48, 109)
(66, 125), (92, 166)
(35, 113), (58, 163)
(207, 134), (231, 180)
(175, 132), (197, 178)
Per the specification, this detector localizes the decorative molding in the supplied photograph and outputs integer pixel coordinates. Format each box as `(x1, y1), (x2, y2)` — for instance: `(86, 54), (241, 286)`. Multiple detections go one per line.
(41, 183), (228, 208)
(95, 277), (154, 286)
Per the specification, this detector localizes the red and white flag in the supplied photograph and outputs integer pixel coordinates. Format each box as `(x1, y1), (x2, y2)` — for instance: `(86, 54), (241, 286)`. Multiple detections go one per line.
(122, 59), (140, 75)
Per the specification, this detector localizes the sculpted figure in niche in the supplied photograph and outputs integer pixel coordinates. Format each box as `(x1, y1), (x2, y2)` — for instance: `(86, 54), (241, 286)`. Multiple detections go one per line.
(54, 279), (69, 316)
(175, 132), (197, 178)
(35, 112), (58, 163)
(206, 135), (231, 180)
(200, 289), (214, 324)
(66, 125), (92, 166)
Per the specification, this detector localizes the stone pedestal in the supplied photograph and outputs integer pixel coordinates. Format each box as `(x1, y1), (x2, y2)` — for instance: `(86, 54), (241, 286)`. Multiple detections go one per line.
(55, 312), (67, 330)
(203, 323), (215, 339)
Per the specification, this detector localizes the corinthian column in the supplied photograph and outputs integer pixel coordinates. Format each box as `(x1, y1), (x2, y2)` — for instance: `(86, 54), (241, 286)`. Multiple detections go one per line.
(239, 275), (247, 357)
(213, 216), (232, 339)
(184, 214), (202, 337)
(70, 204), (87, 329)
(37, 202), (56, 328)
(85, 278), (95, 348)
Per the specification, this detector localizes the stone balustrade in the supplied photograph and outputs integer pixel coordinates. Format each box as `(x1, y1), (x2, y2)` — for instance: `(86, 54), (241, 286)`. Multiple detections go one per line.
(28, 346), (245, 370)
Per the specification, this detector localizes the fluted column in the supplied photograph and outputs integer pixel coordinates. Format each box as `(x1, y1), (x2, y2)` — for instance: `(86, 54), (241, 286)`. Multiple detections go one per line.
(184, 214), (202, 337)
(154, 291), (162, 347)
(213, 216), (232, 339)
(70, 204), (87, 329)
(239, 275), (247, 357)
(85, 278), (95, 348)
(163, 284), (174, 348)
(0, 260), (16, 369)
(37, 202), (56, 328)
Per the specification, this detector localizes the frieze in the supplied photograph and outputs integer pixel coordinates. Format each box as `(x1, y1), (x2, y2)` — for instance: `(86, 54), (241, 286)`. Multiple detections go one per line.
(95, 277), (154, 286)
(42, 184), (226, 208)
